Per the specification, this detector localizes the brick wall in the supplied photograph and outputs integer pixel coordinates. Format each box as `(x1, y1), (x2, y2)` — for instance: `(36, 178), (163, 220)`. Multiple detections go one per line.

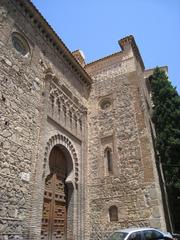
(85, 45), (166, 239)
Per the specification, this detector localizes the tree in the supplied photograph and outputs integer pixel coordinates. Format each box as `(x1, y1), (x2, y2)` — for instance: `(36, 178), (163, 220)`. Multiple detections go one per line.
(149, 67), (180, 232)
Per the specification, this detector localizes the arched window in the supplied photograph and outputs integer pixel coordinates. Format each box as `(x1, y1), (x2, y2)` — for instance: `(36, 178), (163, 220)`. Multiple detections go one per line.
(109, 205), (118, 222)
(50, 94), (54, 109)
(12, 32), (30, 56)
(100, 99), (111, 110)
(105, 147), (113, 173)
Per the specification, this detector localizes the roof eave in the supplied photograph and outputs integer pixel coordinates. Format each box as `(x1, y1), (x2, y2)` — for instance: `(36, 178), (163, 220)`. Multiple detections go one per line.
(12, 0), (92, 86)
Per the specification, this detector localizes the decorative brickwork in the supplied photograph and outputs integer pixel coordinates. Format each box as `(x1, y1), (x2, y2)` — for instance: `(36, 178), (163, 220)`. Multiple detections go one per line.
(43, 134), (79, 183)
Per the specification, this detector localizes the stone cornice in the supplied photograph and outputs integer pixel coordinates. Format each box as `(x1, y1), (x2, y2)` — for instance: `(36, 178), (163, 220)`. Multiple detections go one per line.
(144, 66), (168, 75)
(144, 66), (168, 80)
(85, 51), (123, 68)
(119, 35), (145, 70)
(10, 0), (92, 87)
(85, 35), (145, 72)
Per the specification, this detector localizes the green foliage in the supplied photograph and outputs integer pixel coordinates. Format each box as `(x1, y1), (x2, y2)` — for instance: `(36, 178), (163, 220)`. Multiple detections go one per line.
(150, 67), (180, 189)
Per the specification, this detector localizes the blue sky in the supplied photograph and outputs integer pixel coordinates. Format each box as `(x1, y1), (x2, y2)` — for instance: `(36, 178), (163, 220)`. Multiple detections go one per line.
(31, 0), (180, 93)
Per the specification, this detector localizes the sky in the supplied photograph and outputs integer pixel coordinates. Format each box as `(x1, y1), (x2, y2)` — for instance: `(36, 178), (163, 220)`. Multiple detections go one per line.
(31, 0), (180, 93)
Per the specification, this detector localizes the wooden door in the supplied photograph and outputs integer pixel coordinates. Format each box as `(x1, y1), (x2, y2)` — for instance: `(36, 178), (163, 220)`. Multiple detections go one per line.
(41, 147), (67, 240)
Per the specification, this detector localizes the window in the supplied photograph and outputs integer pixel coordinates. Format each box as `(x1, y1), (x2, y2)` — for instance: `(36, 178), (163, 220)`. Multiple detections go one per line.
(108, 232), (128, 240)
(143, 230), (164, 240)
(145, 77), (151, 93)
(100, 99), (111, 110)
(109, 205), (118, 222)
(129, 232), (142, 240)
(105, 147), (113, 173)
(12, 32), (30, 56)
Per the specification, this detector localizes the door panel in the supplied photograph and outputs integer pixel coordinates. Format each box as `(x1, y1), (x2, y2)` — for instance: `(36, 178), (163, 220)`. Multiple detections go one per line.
(51, 175), (66, 240)
(51, 201), (66, 239)
(41, 147), (67, 240)
(41, 198), (52, 240)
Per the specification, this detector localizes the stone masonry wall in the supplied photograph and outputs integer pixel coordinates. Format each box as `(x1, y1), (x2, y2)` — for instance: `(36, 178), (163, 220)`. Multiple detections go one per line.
(86, 47), (166, 239)
(0, 1), (88, 239)
(0, 1), (166, 239)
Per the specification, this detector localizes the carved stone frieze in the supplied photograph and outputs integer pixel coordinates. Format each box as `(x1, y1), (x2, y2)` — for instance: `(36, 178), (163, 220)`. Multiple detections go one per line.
(47, 78), (86, 137)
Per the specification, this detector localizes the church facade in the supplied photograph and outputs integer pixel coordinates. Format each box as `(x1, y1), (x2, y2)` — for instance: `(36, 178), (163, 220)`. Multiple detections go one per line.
(0, 0), (167, 239)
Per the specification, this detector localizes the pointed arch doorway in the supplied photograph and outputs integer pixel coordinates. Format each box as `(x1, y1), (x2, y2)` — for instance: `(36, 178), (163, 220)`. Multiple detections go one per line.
(41, 145), (73, 240)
